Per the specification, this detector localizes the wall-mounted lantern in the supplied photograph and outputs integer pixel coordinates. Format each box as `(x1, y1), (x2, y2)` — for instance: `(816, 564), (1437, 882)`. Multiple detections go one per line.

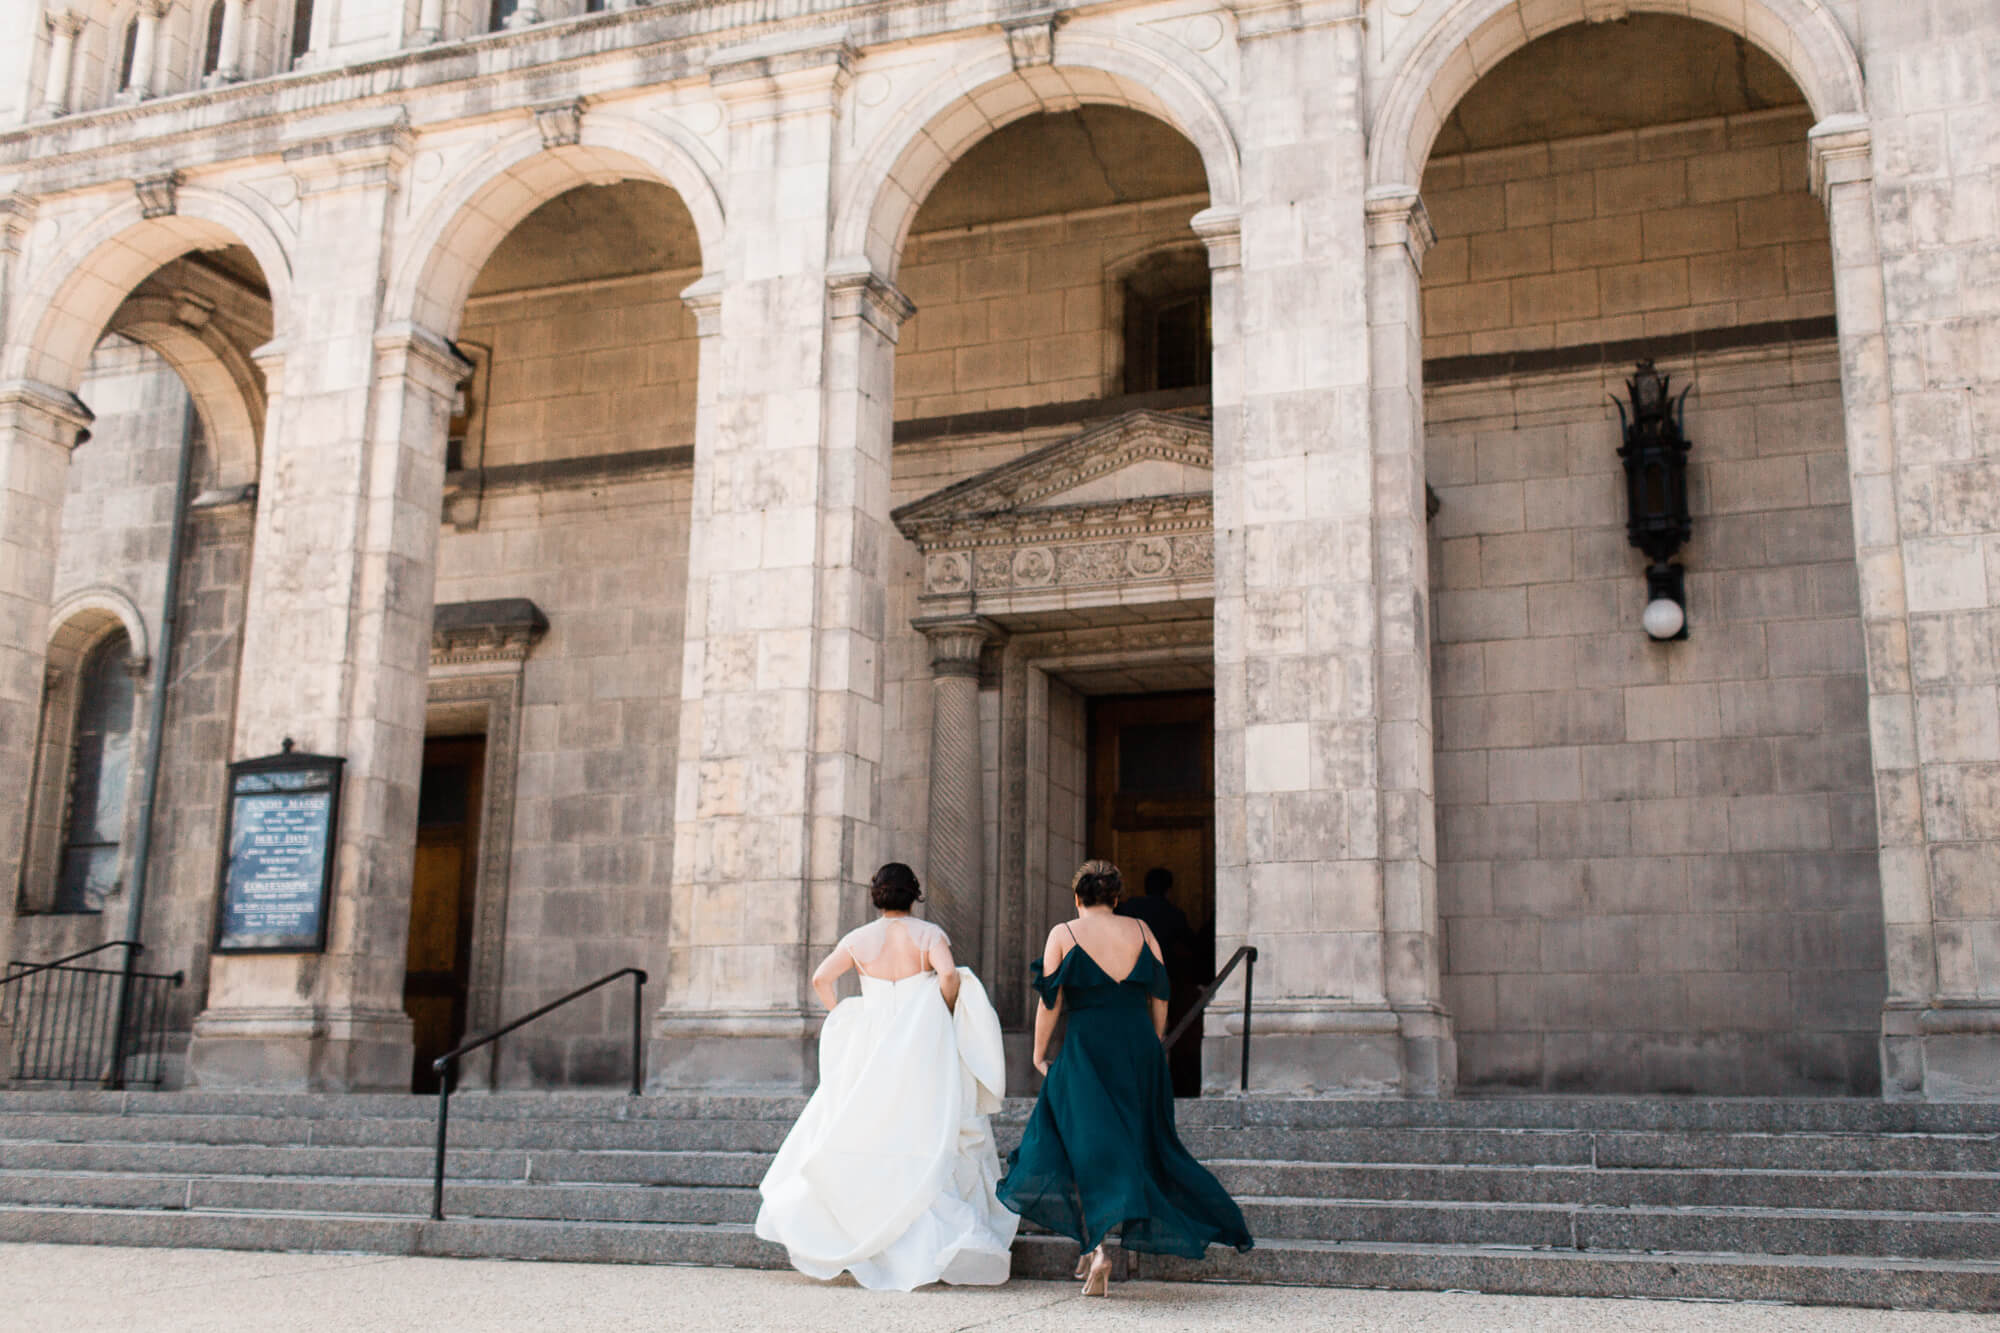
(1615, 359), (1693, 641)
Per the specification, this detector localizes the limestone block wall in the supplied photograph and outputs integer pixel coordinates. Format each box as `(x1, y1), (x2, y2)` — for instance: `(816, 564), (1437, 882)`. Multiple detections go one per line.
(433, 473), (688, 1087)
(1420, 109), (1832, 361)
(458, 272), (700, 470)
(1430, 345), (1883, 1094)
(894, 197), (1207, 421)
(142, 497), (255, 1037)
(12, 341), (253, 1055)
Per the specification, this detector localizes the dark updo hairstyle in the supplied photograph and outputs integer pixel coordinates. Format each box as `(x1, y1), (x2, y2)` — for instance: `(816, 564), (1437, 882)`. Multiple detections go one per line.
(870, 862), (923, 912)
(1071, 859), (1123, 907)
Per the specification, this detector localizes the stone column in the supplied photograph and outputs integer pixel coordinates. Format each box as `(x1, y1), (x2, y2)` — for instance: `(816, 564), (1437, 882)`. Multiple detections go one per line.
(36, 12), (85, 119)
(1365, 186), (1454, 1094)
(122, 0), (171, 102)
(411, 0), (445, 45)
(0, 381), (93, 972)
(1213, 0), (1427, 1094)
(651, 33), (894, 1091)
(209, 0), (246, 82)
(918, 618), (992, 958)
(187, 121), (464, 1092)
(1813, 113), (2000, 1100)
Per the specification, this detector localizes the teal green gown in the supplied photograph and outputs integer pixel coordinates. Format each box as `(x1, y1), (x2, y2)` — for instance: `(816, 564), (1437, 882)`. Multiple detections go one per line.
(996, 941), (1253, 1258)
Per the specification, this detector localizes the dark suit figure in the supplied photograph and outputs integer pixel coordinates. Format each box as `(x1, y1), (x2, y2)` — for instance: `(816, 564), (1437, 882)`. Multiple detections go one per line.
(1118, 868), (1205, 1096)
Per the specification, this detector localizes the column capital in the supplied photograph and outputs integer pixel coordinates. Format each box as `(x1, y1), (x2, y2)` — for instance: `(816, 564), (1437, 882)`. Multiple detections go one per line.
(373, 322), (474, 396)
(1191, 207), (1241, 271)
(916, 616), (996, 678)
(1808, 114), (1873, 202)
(136, 0), (175, 16)
(45, 9), (87, 36)
(679, 273), (724, 338)
(827, 261), (915, 341)
(0, 378), (95, 444)
(1364, 187), (1435, 270)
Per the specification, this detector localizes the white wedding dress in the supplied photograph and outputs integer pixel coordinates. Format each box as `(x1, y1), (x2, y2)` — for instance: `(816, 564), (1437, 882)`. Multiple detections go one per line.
(754, 917), (1018, 1290)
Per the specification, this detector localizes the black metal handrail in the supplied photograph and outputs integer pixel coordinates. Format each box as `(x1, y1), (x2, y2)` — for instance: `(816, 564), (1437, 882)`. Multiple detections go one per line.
(1163, 945), (1258, 1092)
(429, 966), (648, 1221)
(0, 939), (142, 986)
(3, 942), (183, 1088)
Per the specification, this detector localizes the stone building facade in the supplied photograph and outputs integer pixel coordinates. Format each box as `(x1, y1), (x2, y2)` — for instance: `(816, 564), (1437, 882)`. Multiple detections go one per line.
(0, 0), (1996, 1100)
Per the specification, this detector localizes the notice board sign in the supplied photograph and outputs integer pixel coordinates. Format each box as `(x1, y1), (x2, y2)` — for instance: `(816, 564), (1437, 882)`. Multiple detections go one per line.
(213, 743), (344, 954)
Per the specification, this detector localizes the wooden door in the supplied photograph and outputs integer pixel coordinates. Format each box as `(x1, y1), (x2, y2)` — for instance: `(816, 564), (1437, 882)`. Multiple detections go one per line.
(406, 736), (484, 1093)
(1087, 691), (1214, 1096)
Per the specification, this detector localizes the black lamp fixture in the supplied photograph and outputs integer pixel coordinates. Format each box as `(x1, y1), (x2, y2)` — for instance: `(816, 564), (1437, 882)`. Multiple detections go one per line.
(1615, 359), (1693, 641)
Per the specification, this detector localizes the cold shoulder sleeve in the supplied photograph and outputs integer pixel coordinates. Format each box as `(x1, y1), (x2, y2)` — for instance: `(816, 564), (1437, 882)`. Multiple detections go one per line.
(1029, 954), (1065, 1005)
(1144, 949), (1171, 1001)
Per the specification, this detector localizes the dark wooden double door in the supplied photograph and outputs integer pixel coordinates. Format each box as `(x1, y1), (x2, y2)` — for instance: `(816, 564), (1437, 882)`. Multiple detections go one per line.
(406, 736), (484, 1093)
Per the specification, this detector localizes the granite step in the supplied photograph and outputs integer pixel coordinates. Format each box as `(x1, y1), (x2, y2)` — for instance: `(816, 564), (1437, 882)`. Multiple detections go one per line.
(7, 1090), (1999, 1134)
(1, 1203), (1996, 1310)
(7, 1108), (1993, 1174)
(6, 1169), (1999, 1260)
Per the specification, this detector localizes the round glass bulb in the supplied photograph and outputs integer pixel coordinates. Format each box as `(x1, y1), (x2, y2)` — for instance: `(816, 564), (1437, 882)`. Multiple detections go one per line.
(1642, 597), (1685, 641)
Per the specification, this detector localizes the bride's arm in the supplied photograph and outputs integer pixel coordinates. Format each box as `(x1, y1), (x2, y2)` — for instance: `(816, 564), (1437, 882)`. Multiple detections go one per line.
(929, 936), (961, 1011)
(811, 945), (855, 1010)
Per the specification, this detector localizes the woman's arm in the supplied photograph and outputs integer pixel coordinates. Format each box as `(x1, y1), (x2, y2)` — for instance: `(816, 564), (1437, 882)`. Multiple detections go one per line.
(1032, 929), (1068, 1075)
(1139, 922), (1168, 1040)
(929, 935), (961, 1011)
(811, 945), (855, 1010)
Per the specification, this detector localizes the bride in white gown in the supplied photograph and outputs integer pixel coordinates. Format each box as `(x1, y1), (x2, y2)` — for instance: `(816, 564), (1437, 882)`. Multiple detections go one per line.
(755, 863), (1018, 1290)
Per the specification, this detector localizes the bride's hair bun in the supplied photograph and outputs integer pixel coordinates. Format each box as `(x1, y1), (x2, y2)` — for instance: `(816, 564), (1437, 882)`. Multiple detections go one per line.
(1071, 859), (1122, 907)
(870, 862), (923, 911)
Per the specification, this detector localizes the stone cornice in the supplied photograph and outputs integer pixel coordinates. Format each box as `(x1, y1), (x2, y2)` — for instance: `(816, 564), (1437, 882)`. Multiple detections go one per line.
(431, 597), (549, 667)
(0, 0), (1147, 189)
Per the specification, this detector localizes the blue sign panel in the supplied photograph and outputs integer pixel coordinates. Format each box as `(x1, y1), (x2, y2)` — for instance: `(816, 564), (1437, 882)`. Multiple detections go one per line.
(214, 750), (342, 954)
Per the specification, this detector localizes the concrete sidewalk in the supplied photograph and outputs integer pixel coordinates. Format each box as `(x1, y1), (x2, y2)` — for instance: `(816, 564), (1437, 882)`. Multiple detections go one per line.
(4, 1245), (1994, 1332)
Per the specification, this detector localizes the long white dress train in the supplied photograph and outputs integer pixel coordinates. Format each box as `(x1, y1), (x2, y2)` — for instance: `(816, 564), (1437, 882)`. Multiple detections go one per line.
(754, 922), (1017, 1290)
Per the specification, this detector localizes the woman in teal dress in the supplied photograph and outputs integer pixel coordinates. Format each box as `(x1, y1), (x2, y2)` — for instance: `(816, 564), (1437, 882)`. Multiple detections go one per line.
(996, 860), (1252, 1296)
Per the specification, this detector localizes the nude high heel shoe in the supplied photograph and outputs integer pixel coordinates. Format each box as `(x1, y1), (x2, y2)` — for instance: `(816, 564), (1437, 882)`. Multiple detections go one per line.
(1073, 1249), (1092, 1280)
(1081, 1245), (1112, 1297)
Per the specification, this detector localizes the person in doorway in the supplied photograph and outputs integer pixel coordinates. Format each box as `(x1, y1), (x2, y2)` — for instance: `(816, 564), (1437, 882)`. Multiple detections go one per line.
(997, 860), (1251, 1297)
(1117, 867), (1205, 1096)
(754, 863), (1017, 1290)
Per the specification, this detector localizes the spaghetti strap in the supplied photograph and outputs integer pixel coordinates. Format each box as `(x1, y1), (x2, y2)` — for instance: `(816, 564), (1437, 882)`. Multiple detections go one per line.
(1062, 923), (1079, 946)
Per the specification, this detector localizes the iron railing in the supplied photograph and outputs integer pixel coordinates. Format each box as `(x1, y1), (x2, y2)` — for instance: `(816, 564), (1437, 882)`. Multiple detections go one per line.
(1162, 944), (1258, 1093)
(430, 966), (648, 1221)
(2, 940), (184, 1088)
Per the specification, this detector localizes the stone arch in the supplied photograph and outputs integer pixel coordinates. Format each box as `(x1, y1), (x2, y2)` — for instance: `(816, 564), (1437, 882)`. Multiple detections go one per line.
(388, 114), (726, 338)
(5, 187), (293, 396)
(48, 585), (149, 669)
(1367, 0), (1867, 192)
(836, 32), (1241, 280)
(106, 296), (265, 491)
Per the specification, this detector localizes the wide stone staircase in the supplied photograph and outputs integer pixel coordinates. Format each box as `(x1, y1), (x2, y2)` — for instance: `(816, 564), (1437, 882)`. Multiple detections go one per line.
(1, 1089), (1998, 1310)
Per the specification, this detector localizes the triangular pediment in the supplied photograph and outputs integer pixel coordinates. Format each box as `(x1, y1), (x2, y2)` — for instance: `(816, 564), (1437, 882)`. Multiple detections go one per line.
(892, 410), (1211, 547)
